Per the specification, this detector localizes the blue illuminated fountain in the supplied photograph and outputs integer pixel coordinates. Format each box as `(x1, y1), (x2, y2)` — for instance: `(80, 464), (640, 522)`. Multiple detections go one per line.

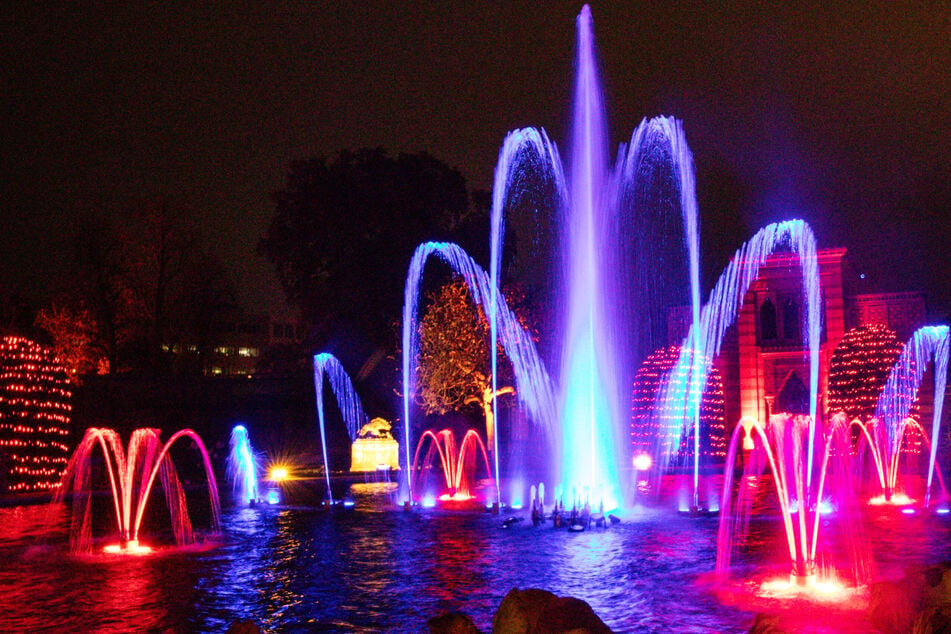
(314, 352), (368, 504)
(227, 425), (260, 505)
(402, 6), (705, 511)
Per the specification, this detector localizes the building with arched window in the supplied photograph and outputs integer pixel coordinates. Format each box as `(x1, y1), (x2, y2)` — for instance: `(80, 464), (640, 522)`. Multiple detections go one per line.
(668, 248), (931, 429)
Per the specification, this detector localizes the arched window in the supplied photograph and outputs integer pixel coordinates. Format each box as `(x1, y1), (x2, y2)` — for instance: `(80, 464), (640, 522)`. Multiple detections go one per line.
(782, 297), (799, 341)
(759, 298), (777, 341)
(776, 372), (810, 415)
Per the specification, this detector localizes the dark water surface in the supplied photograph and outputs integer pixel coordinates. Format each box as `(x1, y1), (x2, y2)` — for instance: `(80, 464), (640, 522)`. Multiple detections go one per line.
(1, 485), (948, 633)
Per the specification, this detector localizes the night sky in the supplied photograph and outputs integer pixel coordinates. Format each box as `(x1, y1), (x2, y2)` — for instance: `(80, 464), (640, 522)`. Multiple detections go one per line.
(3, 2), (950, 317)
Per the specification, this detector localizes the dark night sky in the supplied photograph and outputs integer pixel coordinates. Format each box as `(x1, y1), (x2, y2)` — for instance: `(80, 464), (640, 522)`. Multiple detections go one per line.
(2, 2), (950, 317)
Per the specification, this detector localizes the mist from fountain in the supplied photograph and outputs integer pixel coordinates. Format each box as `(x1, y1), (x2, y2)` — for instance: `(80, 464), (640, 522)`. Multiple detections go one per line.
(851, 416), (945, 505)
(54, 427), (221, 554)
(717, 412), (870, 590)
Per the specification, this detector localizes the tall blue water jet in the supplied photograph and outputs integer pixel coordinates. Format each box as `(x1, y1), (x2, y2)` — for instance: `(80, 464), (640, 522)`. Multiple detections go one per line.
(558, 5), (620, 509)
(313, 352), (368, 503)
(401, 241), (557, 504)
(658, 220), (822, 493)
(874, 325), (950, 505)
(227, 425), (259, 504)
(481, 9), (705, 510)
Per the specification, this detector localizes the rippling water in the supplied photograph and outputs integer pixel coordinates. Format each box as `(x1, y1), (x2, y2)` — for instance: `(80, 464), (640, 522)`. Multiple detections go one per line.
(0, 484), (948, 632)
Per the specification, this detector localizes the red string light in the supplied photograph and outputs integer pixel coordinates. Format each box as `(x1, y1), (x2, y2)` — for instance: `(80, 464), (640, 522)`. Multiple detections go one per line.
(0, 337), (72, 492)
(630, 345), (727, 464)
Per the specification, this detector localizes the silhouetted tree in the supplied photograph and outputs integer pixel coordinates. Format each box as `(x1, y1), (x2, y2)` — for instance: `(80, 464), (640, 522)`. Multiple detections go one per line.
(36, 202), (236, 375)
(260, 148), (474, 352)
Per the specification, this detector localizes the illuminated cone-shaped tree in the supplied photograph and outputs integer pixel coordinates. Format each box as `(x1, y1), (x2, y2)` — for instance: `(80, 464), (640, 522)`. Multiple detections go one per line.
(828, 324), (906, 421)
(0, 337), (72, 493)
(630, 344), (726, 467)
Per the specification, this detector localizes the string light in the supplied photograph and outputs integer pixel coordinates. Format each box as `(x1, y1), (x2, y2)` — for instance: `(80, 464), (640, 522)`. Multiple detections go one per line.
(828, 324), (921, 452)
(630, 345), (727, 464)
(0, 337), (72, 492)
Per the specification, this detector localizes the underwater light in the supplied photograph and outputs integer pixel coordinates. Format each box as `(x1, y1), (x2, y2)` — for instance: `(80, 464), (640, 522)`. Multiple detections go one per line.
(901, 508), (916, 515)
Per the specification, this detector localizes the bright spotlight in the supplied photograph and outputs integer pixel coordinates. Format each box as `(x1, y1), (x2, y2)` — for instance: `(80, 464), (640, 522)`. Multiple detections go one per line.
(633, 453), (652, 471)
(269, 465), (289, 482)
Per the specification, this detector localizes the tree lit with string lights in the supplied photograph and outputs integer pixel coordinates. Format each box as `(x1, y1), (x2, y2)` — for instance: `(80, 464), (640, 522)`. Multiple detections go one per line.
(0, 337), (72, 493)
(630, 345), (726, 466)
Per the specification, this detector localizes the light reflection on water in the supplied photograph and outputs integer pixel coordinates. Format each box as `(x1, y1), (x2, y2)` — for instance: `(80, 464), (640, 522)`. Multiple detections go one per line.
(0, 490), (949, 632)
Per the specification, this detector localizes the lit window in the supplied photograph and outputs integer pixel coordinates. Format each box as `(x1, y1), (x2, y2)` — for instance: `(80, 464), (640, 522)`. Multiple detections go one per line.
(238, 347), (259, 358)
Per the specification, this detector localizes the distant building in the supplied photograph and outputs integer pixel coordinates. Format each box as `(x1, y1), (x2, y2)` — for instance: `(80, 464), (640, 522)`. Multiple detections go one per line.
(162, 312), (304, 376)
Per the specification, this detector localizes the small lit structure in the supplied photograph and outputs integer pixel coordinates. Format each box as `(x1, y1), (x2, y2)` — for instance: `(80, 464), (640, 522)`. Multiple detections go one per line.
(350, 418), (399, 472)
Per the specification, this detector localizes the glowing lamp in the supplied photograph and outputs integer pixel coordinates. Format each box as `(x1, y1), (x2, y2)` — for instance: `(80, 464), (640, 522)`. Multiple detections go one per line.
(633, 453), (652, 471)
(269, 466), (289, 482)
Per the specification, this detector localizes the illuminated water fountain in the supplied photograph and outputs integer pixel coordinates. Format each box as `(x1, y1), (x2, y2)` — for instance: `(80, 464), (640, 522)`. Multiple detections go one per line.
(717, 413), (869, 592)
(313, 352), (369, 504)
(657, 219), (821, 513)
(412, 429), (492, 506)
(54, 427), (221, 554)
(851, 325), (949, 506)
(403, 7), (705, 511)
(227, 425), (260, 505)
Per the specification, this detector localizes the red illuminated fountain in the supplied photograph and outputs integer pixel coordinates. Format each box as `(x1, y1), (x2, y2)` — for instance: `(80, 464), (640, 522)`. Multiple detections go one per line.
(411, 429), (493, 507)
(717, 412), (869, 596)
(54, 427), (221, 554)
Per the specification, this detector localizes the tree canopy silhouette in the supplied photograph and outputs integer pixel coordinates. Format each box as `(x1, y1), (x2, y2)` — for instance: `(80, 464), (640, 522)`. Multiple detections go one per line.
(260, 148), (476, 351)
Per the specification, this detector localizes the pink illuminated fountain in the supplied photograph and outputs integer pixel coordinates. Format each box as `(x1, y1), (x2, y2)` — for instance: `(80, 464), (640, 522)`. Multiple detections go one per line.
(717, 412), (869, 591)
(411, 429), (492, 505)
(54, 427), (221, 554)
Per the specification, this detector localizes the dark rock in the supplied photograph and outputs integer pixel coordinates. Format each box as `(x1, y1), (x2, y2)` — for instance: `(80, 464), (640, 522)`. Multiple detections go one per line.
(747, 613), (786, 633)
(534, 596), (612, 633)
(428, 611), (482, 634)
(492, 588), (611, 633)
(868, 561), (951, 634)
